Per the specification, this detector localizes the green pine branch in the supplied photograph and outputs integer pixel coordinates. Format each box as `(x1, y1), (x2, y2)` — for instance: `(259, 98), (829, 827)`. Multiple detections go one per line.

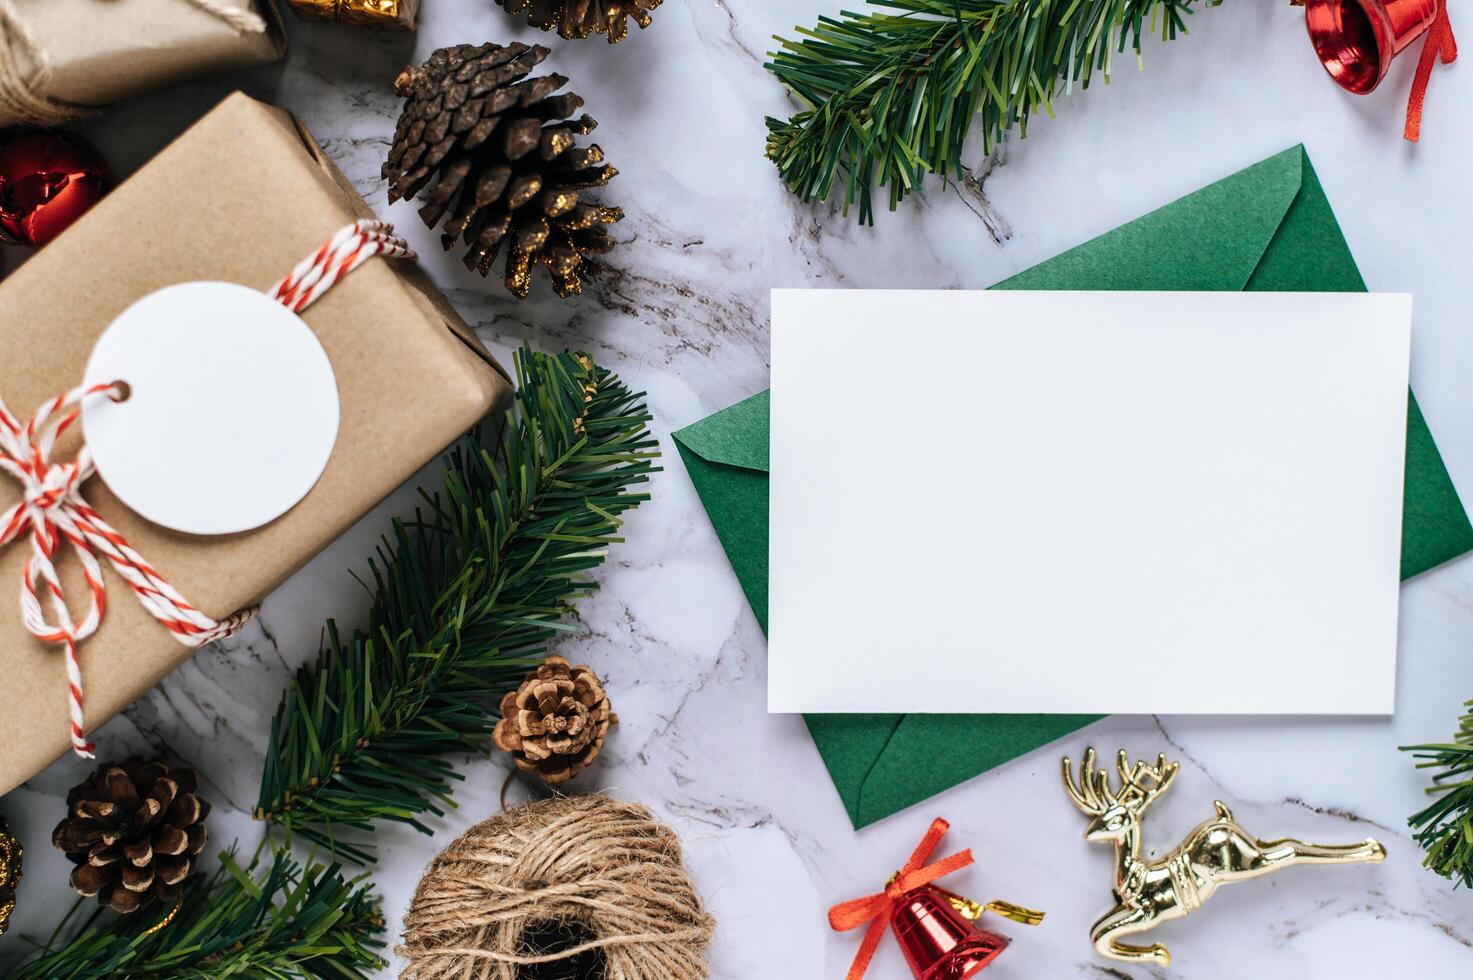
(6, 847), (383, 979)
(254, 347), (658, 863)
(1402, 699), (1473, 888)
(766, 0), (1219, 223)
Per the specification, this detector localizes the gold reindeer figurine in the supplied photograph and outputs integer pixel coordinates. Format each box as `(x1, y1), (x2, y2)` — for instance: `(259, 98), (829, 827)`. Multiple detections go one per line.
(1062, 748), (1385, 966)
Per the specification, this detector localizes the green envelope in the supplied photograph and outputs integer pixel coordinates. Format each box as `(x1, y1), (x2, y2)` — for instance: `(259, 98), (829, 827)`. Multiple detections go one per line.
(673, 146), (1473, 830)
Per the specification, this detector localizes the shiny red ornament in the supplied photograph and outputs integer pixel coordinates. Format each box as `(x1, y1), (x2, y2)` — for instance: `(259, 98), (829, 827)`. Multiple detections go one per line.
(0, 131), (110, 248)
(828, 818), (1043, 980)
(1302, 0), (1458, 141)
(1306, 0), (1437, 91)
(891, 885), (1010, 980)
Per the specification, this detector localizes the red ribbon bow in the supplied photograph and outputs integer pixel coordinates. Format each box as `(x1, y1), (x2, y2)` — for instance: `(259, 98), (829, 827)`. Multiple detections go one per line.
(828, 818), (974, 980)
(1405, 2), (1458, 142)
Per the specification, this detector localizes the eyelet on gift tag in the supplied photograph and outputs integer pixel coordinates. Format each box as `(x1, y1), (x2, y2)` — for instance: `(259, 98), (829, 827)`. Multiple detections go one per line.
(82, 281), (340, 536)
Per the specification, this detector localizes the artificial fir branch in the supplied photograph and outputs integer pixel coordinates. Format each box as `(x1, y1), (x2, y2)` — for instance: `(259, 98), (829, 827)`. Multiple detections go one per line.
(766, 0), (1219, 223)
(7, 848), (383, 979)
(1402, 699), (1473, 888)
(255, 347), (658, 863)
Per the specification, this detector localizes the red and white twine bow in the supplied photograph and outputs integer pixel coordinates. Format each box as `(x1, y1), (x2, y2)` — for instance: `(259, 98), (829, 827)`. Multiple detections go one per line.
(0, 220), (411, 758)
(828, 817), (976, 980)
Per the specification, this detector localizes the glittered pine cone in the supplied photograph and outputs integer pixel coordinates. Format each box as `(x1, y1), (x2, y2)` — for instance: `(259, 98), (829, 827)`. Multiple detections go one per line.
(0, 815), (20, 936)
(383, 41), (623, 299)
(493, 656), (617, 784)
(52, 757), (209, 914)
(495, 0), (662, 42)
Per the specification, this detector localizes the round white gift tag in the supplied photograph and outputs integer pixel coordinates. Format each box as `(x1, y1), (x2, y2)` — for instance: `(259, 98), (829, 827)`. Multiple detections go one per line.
(83, 281), (340, 536)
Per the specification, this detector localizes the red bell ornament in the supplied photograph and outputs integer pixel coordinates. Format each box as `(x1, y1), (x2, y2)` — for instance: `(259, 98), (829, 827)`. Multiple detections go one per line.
(0, 131), (110, 248)
(1301, 0), (1458, 141)
(1306, 0), (1439, 91)
(828, 819), (1044, 980)
(891, 886), (1011, 980)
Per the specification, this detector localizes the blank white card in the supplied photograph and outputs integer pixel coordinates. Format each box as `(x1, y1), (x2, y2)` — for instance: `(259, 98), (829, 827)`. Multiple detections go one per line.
(768, 290), (1411, 715)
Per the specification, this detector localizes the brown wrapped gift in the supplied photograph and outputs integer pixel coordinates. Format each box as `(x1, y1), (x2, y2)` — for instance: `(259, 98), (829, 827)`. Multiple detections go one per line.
(0, 0), (286, 127)
(0, 92), (511, 794)
(285, 0), (419, 30)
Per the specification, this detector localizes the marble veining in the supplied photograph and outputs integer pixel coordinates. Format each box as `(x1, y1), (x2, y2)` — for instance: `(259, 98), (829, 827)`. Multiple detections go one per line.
(3, 1), (1473, 977)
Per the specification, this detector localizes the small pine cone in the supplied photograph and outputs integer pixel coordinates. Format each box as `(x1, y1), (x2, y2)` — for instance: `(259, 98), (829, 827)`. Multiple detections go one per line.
(495, 0), (662, 43)
(52, 757), (210, 914)
(383, 42), (622, 299)
(493, 656), (616, 784)
(0, 815), (20, 936)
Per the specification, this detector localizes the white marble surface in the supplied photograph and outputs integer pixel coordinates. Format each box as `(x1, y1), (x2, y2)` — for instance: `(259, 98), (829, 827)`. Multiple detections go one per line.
(3, 1), (1473, 977)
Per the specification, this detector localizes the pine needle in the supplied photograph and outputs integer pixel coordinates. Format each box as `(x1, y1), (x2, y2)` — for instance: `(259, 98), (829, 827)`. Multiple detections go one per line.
(6, 847), (383, 979)
(254, 347), (658, 863)
(765, 0), (1219, 223)
(1402, 699), (1473, 888)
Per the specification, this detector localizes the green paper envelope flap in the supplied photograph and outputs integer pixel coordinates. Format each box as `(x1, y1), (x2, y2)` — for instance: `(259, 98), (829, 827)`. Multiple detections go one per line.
(1400, 393), (1473, 577)
(675, 391), (772, 628)
(808, 711), (1104, 827)
(672, 390), (770, 473)
(997, 146), (1306, 292)
(1241, 148), (1473, 578)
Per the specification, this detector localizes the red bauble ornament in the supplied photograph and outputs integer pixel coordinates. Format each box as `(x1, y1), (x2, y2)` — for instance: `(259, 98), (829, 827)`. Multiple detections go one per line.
(0, 131), (110, 248)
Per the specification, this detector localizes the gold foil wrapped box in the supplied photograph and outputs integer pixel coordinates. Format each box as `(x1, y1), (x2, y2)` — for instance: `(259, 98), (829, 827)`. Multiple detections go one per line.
(285, 0), (420, 29)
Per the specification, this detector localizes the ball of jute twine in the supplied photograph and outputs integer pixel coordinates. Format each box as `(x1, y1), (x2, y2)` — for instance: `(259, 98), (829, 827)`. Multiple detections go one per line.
(398, 795), (715, 980)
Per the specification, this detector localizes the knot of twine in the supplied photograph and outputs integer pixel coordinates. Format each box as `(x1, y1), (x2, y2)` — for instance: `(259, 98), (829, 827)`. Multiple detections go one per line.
(0, 0), (267, 127)
(0, 219), (411, 758)
(827, 817), (974, 980)
(399, 796), (716, 980)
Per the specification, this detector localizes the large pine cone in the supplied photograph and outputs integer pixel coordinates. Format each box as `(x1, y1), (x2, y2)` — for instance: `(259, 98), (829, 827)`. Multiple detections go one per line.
(383, 42), (622, 299)
(0, 815), (20, 936)
(493, 656), (616, 784)
(52, 757), (209, 914)
(495, 0), (662, 42)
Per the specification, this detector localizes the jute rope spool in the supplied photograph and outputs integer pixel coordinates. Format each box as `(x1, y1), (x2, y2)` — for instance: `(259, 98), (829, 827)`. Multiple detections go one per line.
(399, 795), (716, 980)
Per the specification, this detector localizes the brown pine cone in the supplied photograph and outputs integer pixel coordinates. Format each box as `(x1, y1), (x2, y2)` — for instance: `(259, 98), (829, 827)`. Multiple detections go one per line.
(493, 656), (616, 784)
(495, 0), (662, 43)
(383, 42), (622, 299)
(0, 815), (20, 936)
(52, 757), (209, 914)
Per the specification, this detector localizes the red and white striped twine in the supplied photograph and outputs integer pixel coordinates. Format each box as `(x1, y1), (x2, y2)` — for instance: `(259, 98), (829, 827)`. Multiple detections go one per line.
(271, 219), (414, 312)
(0, 220), (411, 758)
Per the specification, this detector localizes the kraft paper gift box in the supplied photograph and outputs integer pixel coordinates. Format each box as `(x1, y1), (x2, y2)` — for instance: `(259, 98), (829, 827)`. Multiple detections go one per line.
(675, 145), (1473, 829)
(0, 0), (286, 127)
(0, 91), (511, 794)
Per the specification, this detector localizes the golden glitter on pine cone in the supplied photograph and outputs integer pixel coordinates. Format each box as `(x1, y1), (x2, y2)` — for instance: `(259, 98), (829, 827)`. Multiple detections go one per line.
(0, 815), (20, 936)
(495, 0), (662, 42)
(493, 656), (617, 784)
(383, 42), (623, 299)
(52, 757), (210, 914)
